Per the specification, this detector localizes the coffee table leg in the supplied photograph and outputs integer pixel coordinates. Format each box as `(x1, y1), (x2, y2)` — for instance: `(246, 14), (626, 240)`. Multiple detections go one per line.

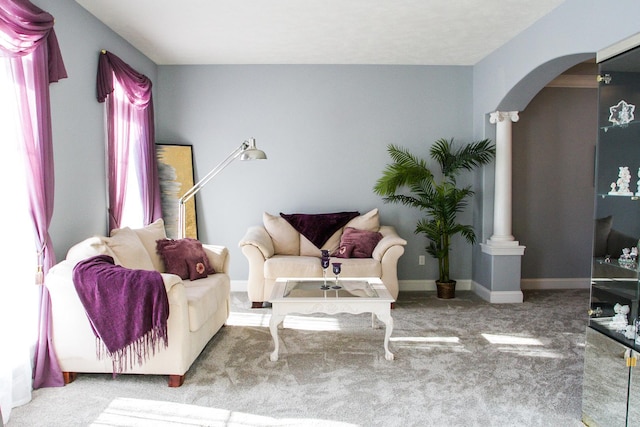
(269, 313), (285, 361)
(375, 312), (394, 361)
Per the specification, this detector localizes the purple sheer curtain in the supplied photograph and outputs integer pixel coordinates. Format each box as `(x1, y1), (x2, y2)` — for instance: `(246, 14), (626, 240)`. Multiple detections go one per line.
(0, 0), (67, 388)
(97, 51), (162, 231)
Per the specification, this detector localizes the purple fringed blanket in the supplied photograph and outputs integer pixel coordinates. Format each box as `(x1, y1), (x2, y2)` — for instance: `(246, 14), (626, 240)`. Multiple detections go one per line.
(72, 255), (169, 375)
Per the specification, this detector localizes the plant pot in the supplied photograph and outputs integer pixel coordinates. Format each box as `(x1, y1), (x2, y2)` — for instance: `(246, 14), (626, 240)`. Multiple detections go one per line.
(436, 280), (456, 299)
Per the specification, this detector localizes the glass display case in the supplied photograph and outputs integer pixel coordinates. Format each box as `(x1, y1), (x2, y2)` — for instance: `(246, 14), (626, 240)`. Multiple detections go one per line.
(583, 39), (640, 427)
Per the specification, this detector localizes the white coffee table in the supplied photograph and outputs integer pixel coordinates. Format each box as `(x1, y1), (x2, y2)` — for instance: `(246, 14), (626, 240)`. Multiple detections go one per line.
(268, 277), (395, 361)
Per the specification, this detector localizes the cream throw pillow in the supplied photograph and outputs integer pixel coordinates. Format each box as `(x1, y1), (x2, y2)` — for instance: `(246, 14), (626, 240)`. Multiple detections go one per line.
(263, 212), (300, 255)
(108, 226), (155, 270)
(132, 218), (167, 271)
(345, 208), (380, 232)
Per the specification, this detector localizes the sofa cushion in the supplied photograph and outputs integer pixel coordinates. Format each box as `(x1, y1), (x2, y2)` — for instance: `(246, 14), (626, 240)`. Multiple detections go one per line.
(264, 212), (300, 255)
(335, 257), (382, 278)
(132, 218), (167, 271)
(107, 227), (155, 270)
(156, 238), (215, 280)
(264, 256), (323, 280)
(183, 275), (229, 332)
(334, 227), (383, 258)
(344, 208), (380, 232)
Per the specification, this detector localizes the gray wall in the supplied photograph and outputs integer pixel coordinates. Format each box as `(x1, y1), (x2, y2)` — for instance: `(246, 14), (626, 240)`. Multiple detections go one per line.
(34, 0), (157, 260)
(512, 86), (597, 279)
(155, 65), (474, 281)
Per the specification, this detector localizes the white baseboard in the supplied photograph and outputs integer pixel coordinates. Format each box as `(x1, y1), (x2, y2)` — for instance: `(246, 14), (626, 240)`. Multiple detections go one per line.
(230, 277), (590, 300)
(398, 279), (472, 292)
(230, 280), (247, 293)
(231, 279), (474, 293)
(472, 282), (523, 303)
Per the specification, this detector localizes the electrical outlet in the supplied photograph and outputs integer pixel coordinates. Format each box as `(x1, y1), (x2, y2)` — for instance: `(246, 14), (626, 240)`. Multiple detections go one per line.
(418, 255), (425, 265)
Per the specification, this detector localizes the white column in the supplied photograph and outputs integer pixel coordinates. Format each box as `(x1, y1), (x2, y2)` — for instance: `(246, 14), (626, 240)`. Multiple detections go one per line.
(488, 111), (520, 247)
(479, 110), (524, 302)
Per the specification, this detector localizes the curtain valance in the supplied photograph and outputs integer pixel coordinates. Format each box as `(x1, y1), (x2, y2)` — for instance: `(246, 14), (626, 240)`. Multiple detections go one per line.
(97, 50), (152, 107)
(0, 0), (67, 82)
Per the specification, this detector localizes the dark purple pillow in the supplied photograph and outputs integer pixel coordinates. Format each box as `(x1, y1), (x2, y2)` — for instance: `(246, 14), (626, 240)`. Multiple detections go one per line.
(333, 227), (383, 258)
(280, 211), (360, 248)
(156, 238), (215, 280)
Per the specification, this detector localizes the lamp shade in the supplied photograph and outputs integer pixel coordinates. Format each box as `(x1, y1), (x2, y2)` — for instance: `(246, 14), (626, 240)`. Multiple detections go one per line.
(240, 138), (267, 160)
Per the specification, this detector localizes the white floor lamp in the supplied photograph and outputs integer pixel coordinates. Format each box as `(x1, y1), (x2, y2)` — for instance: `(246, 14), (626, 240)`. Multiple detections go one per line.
(177, 138), (267, 239)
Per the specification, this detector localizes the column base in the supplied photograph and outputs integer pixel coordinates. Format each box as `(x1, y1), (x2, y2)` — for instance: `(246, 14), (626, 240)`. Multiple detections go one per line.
(481, 241), (526, 256)
(476, 241), (526, 303)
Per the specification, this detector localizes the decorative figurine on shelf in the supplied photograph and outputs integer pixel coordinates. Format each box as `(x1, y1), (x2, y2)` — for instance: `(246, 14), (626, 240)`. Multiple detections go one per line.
(611, 303), (631, 332)
(618, 247), (637, 268)
(609, 99), (635, 127)
(609, 166), (634, 196)
(619, 247), (637, 268)
(625, 324), (636, 340)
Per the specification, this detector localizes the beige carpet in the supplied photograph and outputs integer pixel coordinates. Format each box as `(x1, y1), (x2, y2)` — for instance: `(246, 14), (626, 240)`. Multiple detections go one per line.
(8, 289), (589, 426)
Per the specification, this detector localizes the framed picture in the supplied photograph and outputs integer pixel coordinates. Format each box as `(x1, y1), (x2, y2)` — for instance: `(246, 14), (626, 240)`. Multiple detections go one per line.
(156, 143), (198, 239)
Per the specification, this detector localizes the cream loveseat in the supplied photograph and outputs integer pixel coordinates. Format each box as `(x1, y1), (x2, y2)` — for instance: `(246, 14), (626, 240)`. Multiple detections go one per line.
(45, 219), (230, 387)
(239, 209), (406, 307)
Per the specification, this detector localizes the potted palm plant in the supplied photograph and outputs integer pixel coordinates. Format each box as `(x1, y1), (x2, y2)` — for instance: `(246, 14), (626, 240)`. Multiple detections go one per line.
(373, 138), (495, 298)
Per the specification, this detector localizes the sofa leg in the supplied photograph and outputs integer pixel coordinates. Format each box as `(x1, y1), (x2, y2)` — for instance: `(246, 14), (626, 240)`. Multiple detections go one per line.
(251, 302), (263, 309)
(168, 374), (184, 387)
(390, 302), (395, 309)
(62, 372), (77, 385)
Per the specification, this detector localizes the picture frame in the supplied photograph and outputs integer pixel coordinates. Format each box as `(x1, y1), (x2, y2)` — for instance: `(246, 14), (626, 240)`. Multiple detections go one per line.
(156, 143), (198, 239)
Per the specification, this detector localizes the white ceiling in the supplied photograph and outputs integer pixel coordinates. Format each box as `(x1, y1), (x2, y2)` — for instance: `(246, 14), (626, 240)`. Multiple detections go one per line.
(76, 0), (567, 66)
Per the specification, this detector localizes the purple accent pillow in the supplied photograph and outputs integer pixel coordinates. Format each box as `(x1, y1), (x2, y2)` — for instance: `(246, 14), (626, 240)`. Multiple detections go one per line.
(156, 238), (215, 280)
(280, 211), (360, 248)
(333, 227), (383, 258)
(334, 242), (355, 258)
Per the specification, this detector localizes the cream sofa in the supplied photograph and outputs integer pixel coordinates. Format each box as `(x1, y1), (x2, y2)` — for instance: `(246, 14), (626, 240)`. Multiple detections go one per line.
(239, 209), (406, 307)
(45, 219), (230, 387)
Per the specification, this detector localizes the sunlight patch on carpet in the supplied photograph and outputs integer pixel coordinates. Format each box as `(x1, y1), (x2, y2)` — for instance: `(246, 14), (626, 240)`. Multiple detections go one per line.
(91, 397), (357, 426)
(226, 311), (271, 327)
(390, 335), (468, 352)
(482, 333), (543, 346)
(481, 333), (565, 358)
(226, 311), (343, 331)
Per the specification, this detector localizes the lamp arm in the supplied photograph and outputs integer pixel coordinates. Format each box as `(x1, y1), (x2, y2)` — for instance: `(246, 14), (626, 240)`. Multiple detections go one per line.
(177, 141), (249, 238)
(179, 144), (245, 205)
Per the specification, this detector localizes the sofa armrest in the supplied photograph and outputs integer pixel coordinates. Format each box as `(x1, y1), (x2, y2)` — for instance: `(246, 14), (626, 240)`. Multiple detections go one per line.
(202, 244), (230, 274)
(238, 226), (275, 259)
(372, 225), (407, 261)
(160, 272), (185, 293)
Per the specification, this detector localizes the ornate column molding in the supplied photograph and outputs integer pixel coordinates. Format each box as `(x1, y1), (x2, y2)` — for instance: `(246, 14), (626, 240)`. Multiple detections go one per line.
(489, 111), (519, 124)
(482, 110), (525, 255)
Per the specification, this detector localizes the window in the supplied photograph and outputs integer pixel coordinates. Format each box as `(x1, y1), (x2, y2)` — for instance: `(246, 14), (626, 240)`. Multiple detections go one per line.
(0, 55), (41, 419)
(98, 50), (161, 232)
(111, 76), (144, 229)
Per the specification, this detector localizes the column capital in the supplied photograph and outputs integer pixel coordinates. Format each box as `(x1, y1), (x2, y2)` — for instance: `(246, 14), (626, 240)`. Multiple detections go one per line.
(489, 111), (519, 124)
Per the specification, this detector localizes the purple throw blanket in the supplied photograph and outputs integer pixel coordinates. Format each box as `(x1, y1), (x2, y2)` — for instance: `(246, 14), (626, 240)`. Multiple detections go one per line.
(280, 211), (360, 248)
(72, 255), (169, 374)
